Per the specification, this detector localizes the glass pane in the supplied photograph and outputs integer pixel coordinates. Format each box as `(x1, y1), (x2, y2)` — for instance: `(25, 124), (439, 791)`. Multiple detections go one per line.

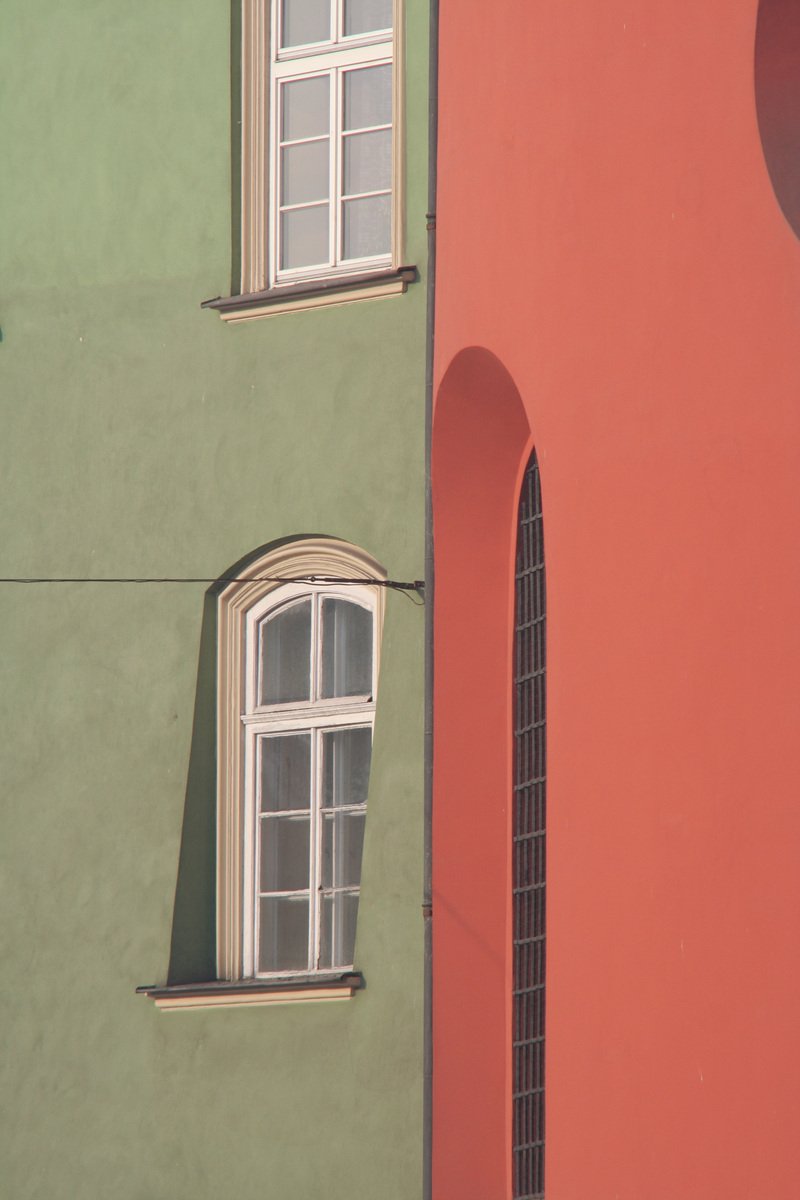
(259, 896), (309, 972)
(260, 814), (310, 892)
(343, 64), (392, 131)
(281, 139), (330, 206)
(280, 204), (330, 269)
(319, 891), (360, 969)
(260, 598), (311, 704)
(321, 600), (373, 697)
(322, 811), (366, 888)
(344, 0), (392, 36)
(260, 734), (311, 812)
(281, 0), (331, 48)
(342, 194), (391, 260)
(281, 76), (330, 142)
(343, 129), (391, 196)
(322, 727), (372, 808)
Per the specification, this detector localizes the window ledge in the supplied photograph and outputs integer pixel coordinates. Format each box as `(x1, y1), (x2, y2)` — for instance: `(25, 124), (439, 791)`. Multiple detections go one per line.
(136, 972), (364, 1012)
(201, 266), (417, 323)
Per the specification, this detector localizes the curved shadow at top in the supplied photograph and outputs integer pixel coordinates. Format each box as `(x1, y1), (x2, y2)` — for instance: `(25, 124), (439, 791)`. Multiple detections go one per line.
(755, 0), (800, 239)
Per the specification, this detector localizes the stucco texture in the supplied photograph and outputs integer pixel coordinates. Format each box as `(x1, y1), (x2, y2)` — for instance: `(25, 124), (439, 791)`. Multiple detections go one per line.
(433, 2), (800, 1198)
(0, 2), (428, 1197)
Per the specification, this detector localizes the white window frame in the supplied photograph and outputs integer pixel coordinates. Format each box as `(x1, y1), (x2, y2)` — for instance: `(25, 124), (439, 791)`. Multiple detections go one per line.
(240, 0), (403, 296)
(242, 583), (376, 977)
(216, 538), (386, 981)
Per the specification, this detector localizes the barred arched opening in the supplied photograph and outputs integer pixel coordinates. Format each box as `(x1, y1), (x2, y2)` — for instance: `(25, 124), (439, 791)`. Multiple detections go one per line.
(512, 451), (546, 1200)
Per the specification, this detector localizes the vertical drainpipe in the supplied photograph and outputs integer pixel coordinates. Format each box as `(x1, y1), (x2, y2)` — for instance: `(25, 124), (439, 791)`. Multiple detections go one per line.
(423, 0), (439, 1198)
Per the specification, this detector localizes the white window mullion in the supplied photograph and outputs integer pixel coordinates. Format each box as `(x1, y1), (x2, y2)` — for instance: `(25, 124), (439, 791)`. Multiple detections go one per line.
(310, 592), (320, 700)
(332, 734), (343, 965)
(309, 595), (321, 970)
(329, 67), (339, 269)
(328, 65), (337, 268)
(311, 726), (324, 969)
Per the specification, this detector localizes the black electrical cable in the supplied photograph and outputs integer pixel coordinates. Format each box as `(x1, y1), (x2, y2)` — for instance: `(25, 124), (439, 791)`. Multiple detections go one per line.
(0, 574), (421, 587)
(0, 574), (426, 602)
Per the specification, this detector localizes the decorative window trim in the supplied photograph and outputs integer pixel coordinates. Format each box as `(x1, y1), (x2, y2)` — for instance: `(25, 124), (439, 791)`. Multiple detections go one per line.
(235, 0), (406, 303)
(216, 537), (386, 981)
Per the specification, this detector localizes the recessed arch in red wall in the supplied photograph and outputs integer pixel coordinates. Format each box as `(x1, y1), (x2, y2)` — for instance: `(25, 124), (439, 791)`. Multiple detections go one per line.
(432, 348), (537, 1200)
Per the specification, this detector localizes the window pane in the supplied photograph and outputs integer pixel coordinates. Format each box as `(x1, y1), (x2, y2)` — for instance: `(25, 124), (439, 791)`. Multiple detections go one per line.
(342, 194), (391, 260)
(322, 727), (372, 807)
(343, 64), (392, 131)
(281, 76), (330, 142)
(281, 139), (330, 206)
(260, 814), (310, 892)
(260, 598), (311, 704)
(344, 0), (392, 36)
(259, 896), (309, 972)
(281, 0), (331, 48)
(260, 734), (311, 812)
(280, 204), (330, 269)
(322, 811), (366, 888)
(319, 891), (360, 968)
(343, 129), (391, 196)
(321, 600), (372, 696)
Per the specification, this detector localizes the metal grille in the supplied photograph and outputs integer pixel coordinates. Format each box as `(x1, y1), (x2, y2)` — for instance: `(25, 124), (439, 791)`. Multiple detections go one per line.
(512, 452), (546, 1200)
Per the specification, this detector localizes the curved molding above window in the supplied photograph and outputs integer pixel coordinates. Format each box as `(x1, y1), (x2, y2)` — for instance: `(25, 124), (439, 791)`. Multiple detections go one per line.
(216, 537), (387, 981)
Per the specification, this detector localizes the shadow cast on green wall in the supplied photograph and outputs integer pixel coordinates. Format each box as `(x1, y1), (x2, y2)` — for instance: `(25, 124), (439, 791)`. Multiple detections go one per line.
(167, 590), (218, 984)
(166, 536), (335, 983)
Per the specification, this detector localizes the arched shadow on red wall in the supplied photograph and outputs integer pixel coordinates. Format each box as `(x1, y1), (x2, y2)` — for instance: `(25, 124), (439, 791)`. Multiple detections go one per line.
(755, 0), (800, 239)
(432, 347), (534, 1200)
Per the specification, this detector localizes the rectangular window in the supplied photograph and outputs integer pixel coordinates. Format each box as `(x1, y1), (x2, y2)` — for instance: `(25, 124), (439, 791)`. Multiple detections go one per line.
(252, 719), (372, 975)
(240, 0), (399, 296)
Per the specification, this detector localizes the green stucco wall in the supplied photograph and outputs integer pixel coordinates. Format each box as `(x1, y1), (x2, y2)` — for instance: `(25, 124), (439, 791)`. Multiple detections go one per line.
(0, 3), (428, 1196)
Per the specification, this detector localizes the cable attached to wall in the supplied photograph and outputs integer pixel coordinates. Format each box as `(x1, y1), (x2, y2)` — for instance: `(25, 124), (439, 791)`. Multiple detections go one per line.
(0, 575), (426, 601)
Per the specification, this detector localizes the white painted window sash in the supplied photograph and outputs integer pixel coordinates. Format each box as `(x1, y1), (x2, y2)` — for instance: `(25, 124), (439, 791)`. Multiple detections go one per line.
(216, 539), (386, 982)
(268, 6), (393, 286)
(275, 0), (391, 61)
(240, 1), (402, 297)
(246, 584), (376, 710)
(241, 583), (377, 978)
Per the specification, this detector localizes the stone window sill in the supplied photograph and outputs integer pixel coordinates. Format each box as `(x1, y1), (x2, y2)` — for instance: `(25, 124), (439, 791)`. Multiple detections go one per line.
(136, 971), (364, 1012)
(202, 267), (417, 324)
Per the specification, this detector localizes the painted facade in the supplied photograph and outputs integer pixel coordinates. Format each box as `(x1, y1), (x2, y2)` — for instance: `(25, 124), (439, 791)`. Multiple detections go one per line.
(1, 2), (428, 1197)
(6, 2), (800, 1197)
(432, 2), (800, 1198)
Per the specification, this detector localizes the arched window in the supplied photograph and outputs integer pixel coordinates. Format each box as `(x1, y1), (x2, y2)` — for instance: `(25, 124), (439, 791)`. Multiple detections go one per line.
(217, 538), (386, 981)
(513, 451), (546, 1199)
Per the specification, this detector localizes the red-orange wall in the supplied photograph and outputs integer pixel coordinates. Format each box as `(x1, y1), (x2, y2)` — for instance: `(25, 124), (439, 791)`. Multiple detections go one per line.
(432, 4), (800, 1198)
